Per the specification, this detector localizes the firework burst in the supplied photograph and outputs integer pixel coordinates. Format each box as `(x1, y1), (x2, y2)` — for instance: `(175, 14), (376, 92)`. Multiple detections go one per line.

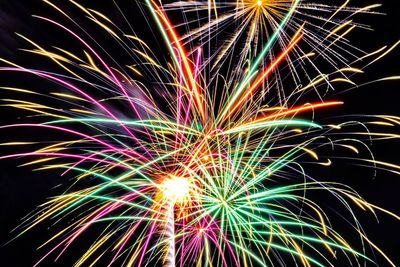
(0, 0), (399, 266)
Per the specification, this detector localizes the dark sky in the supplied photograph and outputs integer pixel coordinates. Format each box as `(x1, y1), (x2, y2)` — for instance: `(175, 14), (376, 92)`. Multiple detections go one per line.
(0, 1), (399, 266)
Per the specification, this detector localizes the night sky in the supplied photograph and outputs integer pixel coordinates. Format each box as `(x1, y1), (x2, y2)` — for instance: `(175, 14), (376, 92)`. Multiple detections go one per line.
(0, 1), (400, 266)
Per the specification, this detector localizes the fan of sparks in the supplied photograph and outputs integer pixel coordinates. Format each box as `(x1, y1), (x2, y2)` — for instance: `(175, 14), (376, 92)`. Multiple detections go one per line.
(0, 0), (399, 266)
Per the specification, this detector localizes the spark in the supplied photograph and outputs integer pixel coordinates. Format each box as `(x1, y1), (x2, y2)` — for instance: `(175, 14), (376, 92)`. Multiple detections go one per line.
(161, 176), (191, 203)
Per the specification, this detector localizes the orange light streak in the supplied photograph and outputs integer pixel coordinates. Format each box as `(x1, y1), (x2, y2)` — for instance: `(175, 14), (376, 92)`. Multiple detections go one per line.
(150, 0), (206, 122)
(242, 101), (344, 126)
(224, 33), (303, 121)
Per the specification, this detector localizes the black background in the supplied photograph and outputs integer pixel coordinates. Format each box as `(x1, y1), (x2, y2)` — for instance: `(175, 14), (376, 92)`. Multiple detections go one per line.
(0, 0), (399, 266)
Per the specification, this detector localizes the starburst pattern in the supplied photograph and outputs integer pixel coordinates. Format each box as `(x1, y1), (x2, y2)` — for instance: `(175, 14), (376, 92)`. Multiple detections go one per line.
(0, 0), (399, 266)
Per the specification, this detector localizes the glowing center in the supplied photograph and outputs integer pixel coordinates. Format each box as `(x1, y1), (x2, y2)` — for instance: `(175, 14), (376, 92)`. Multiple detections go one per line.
(257, 0), (263, 6)
(162, 177), (190, 202)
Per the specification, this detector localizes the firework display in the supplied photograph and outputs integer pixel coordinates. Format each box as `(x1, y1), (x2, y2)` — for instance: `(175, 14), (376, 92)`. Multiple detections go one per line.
(0, 0), (399, 266)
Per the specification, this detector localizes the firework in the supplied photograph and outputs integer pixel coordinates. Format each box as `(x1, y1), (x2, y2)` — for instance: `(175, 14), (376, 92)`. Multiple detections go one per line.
(0, 0), (399, 266)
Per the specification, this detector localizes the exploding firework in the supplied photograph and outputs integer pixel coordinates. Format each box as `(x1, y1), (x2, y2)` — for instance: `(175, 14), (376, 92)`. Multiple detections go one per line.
(0, 0), (399, 266)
